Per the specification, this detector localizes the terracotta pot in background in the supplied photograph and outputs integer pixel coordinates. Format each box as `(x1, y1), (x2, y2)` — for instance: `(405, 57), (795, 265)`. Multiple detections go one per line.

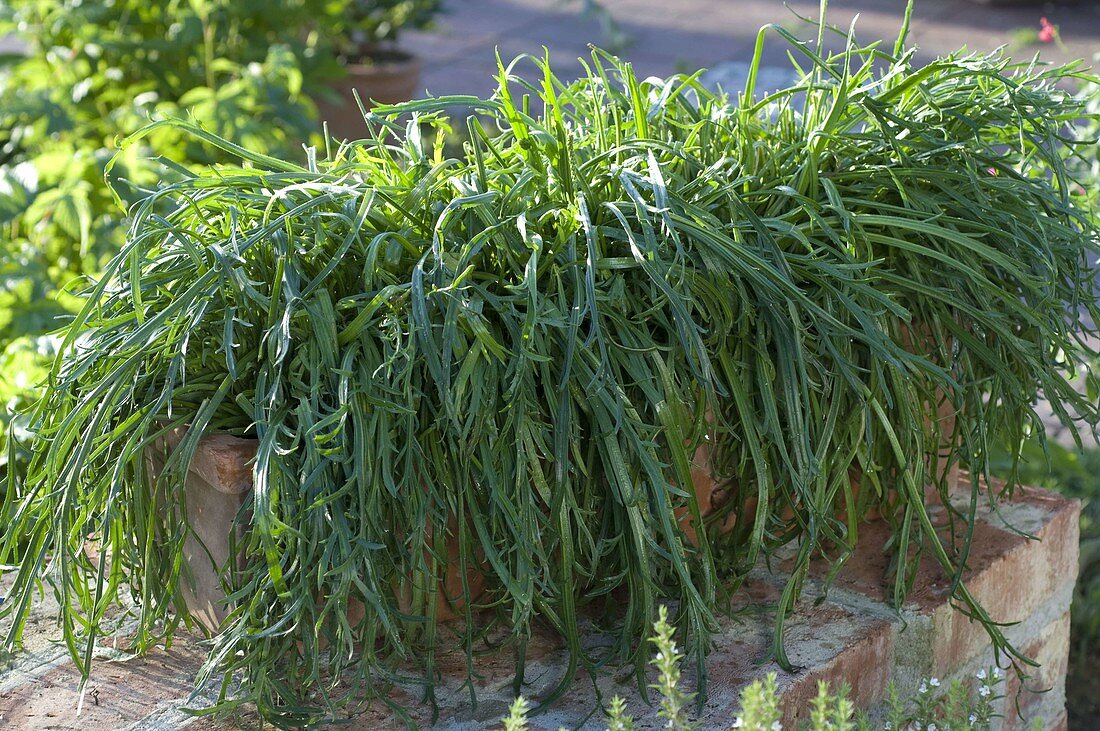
(315, 47), (422, 141)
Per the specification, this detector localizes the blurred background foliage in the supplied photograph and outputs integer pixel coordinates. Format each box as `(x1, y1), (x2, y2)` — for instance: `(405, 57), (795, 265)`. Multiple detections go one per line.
(0, 0), (448, 479)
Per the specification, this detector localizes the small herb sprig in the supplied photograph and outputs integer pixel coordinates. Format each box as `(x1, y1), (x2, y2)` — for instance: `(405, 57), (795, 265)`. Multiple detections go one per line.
(504, 612), (1019, 731)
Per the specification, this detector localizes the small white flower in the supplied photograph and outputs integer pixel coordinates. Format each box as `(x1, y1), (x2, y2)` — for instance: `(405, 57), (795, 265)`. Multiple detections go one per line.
(978, 685), (991, 697)
(928, 725), (938, 731)
(771, 722), (782, 731)
(731, 718), (744, 729)
(968, 714), (977, 726)
(928, 677), (940, 687)
(919, 681), (928, 694)
(992, 667), (1003, 680)
(976, 669), (987, 680)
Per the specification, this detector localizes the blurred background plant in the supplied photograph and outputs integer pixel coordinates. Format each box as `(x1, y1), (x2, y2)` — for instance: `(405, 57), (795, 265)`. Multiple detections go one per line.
(319, 0), (444, 61)
(1009, 16), (1063, 51)
(0, 0), (347, 487)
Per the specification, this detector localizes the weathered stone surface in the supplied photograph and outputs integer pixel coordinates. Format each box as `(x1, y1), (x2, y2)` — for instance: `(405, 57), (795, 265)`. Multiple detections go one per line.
(0, 643), (208, 731)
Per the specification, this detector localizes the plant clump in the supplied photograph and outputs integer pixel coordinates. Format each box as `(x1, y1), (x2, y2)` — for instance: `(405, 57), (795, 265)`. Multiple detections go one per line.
(1, 8), (1097, 727)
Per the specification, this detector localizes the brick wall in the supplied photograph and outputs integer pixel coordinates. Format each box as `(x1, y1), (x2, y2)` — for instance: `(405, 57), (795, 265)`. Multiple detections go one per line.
(0, 451), (1079, 730)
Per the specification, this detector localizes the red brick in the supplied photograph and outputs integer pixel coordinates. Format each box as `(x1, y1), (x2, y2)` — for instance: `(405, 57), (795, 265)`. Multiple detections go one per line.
(778, 617), (894, 727)
(1000, 612), (1071, 731)
(928, 487), (1079, 677)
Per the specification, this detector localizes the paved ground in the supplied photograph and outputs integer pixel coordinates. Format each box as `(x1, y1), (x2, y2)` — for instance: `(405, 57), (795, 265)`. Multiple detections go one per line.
(404, 0), (1100, 100)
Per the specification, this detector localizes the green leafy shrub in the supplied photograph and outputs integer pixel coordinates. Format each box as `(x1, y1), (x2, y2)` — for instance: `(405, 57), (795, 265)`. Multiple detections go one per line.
(0, 0), (330, 278)
(1, 4), (1097, 726)
(0, 335), (52, 482)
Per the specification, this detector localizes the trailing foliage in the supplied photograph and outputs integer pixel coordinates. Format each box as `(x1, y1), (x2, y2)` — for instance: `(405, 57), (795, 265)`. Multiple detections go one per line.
(2, 5), (1098, 726)
(1067, 57), (1099, 218)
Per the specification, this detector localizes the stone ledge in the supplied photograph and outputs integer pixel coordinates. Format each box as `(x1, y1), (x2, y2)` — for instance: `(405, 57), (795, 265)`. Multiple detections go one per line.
(0, 483), (1079, 730)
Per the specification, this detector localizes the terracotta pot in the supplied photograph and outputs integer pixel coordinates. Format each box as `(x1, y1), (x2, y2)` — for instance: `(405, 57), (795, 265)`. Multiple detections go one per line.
(678, 441), (735, 547)
(315, 47), (422, 140)
(147, 432), (256, 631)
(161, 433), (483, 632)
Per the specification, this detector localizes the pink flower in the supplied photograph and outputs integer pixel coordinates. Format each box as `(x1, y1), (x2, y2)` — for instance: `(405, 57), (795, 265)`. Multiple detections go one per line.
(1038, 17), (1056, 43)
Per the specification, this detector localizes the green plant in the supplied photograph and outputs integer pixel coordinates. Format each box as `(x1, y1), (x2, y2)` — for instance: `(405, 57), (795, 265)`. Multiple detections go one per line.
(0, 0), (328, 274)
(502, 609), (1013, 730)
(1067, 58), (1099, 218)
(808, 680), (856, 731)
(0, 0), (329, 248)
(732, 674), (783, 730)
(651, 605), (695, 731)
(502, 696), (534, 731)
(2, 2), (1097, 726)
(984, 57), (1100, 704)
(606, 696), (635, 731)
(318, 0), (443, 59)
(0, 335), (52, 489)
